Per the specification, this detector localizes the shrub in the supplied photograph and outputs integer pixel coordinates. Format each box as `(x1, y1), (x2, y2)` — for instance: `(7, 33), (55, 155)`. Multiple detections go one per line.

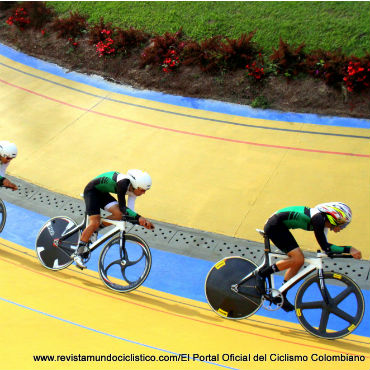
(219, 31), (262, 71)
(182, 36), (224, 73)
(89, 20), (150, 57)
(251, 95), (270, 109)
(140, 28), (186, 68)
(88, 17), (113, 44)
(6, 2), (54, 31)
(51, 12), (88, 39)
(6, 6), (30, 30)
(0, 2), (17, 11)
(270, 38), (306, 78)
(22, 1), (54, 30)
(114, 27), (150, 55)
(305, 49), (348, 88)
(51, 11), (88, 39)
(183, 32), (262, 74)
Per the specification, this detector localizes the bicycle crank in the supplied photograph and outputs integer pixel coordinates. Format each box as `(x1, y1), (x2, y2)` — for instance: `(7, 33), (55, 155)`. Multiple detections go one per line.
(262, 288), (284, 311)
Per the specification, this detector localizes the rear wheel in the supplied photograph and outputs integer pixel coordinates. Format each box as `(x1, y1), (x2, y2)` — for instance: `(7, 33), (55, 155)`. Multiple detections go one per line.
(205, 256), (263, 319)
(35, 216), (80, 270)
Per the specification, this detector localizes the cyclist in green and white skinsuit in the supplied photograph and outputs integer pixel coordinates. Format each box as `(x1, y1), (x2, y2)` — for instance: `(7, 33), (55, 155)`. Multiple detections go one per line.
(0, 141), (18, 190)
(256, 202), (362, 311)
(74, 169), (154, 269)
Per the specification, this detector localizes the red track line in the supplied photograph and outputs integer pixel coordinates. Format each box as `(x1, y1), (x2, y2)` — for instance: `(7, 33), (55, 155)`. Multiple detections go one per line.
(1, 78), (369, 158)
(1, 254), (368, 358)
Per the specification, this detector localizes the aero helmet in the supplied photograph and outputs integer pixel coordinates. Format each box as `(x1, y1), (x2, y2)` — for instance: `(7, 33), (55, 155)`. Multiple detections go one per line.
(315, 202), (352, 228)
(0, 141), (17, 158)
(127, 169), (152, 190)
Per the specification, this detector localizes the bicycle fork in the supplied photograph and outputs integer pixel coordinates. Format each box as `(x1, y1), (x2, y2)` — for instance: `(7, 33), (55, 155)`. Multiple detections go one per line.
(119, 229), (127, 266)
(318, 267), (330, 304)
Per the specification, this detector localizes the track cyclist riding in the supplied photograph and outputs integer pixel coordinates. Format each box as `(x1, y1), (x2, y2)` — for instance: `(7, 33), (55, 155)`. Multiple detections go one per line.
(73, 169), (154, 269)
(256, 202), (362, 311)
(0, 141), (18, 190)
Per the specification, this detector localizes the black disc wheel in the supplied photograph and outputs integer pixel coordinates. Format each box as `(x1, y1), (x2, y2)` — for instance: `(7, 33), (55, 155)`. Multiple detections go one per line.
(205, 257), (263, 319)
(0, 198), (7, 233)
(35, 216), (80, 270)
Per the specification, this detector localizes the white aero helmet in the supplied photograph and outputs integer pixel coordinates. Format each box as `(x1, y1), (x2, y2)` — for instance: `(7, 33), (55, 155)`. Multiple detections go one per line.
(314, 202), (352, 228)
(127, 169), (152, 190)
(0, 141), (17, 158)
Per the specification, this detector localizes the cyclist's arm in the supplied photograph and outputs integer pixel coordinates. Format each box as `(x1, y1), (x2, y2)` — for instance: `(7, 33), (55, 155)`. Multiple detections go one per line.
(0, 176), (18, 190)
(127, 193), (136, 211)
(311, 213), (351, 253)
(116, 178), (141, 220)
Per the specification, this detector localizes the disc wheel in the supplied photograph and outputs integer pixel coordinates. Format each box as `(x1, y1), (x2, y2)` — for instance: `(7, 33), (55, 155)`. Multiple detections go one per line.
(0, 198), (7, 233)
(35, 216), (80, 270)
(205, 256), (263, 319)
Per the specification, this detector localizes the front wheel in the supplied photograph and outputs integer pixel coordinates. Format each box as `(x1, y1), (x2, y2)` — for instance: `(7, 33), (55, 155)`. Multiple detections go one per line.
(98, 234), (152, 293)
(295, 272), (364, 339)
(0, 198), (7, 233)
(35, 216), (80, 270)
(205, 256), (263, 319)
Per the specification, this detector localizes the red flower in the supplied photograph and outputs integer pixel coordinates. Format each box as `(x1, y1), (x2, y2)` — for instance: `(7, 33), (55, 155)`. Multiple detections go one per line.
(161, 49), (181, 72)
(6, 7), (30, 30)
(246, 61), (265, 82)
(96, 37), (115, 57)
(343, 59), (370, 93)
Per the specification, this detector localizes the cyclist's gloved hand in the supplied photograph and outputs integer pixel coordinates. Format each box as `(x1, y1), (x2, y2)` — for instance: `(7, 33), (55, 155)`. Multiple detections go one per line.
(138, 216), (154, 230)
(350, 247), (362, 259)
(122, 213), (139, 224)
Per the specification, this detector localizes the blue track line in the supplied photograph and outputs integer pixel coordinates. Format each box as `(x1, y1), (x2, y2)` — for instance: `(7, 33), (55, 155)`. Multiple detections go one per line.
(1, 43), (369, 130)
(2, 200), (370, 338)
(0, 296), (238, 370)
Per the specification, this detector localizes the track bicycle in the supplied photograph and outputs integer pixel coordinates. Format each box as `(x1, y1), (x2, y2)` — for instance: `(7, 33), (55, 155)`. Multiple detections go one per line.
(35, 213), (152, 293)
(205, 229), (365, 339)
(0, 198), (6, 233)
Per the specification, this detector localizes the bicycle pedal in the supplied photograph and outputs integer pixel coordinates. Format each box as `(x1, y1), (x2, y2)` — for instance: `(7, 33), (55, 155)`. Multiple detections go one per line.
(73, 255), (87, 270)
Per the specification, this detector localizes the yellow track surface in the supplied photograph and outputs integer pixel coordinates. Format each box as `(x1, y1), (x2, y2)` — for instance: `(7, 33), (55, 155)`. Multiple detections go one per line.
(1, 239), (369, 370)
(0, 54), (369, 256)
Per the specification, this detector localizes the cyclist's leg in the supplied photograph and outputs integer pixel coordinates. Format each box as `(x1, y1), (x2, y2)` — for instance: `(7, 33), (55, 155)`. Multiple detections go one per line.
(74, 187), (103, 269)
(276, 247), (304, 281)
(263, 215), (304, 279)
(104, 202), (122, 221)
(261, 216), (304, 311)
(80, 187), (104, 243)
(80, 214), (101, 243)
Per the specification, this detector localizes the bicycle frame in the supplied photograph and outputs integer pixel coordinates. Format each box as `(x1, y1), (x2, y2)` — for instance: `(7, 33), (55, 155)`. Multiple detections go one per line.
(235, 229), (331, 304)
(57, 214), (127, 254)
(265, 251), (328, 301)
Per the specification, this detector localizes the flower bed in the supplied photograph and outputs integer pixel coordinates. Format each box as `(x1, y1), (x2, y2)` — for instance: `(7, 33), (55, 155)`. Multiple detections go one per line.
(1, 2), (369, 118)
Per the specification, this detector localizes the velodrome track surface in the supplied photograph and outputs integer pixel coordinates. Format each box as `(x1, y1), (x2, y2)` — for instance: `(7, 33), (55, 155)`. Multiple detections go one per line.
(0, 43), (369, 255)
(0, 44), (369, 369)
(0, 202), (369, 370)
